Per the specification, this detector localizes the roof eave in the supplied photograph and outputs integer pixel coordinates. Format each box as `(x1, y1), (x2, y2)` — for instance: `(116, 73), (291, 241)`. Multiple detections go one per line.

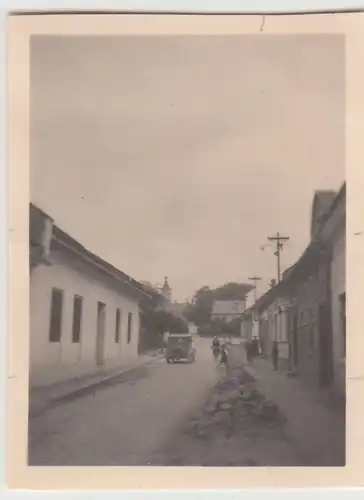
(53, 230), (150, 300)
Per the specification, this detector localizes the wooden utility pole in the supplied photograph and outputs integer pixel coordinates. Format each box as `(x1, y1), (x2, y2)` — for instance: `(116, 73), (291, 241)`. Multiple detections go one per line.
(248, 276), (262, 302)
(267, 232), (290, 283)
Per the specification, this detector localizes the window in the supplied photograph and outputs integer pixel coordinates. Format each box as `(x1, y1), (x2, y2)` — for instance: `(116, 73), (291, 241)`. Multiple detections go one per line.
(115, 308), (121, 343)
(127, 313), (132, 344)
(49, 288), (63, 342)
(72, 295), (83, 343)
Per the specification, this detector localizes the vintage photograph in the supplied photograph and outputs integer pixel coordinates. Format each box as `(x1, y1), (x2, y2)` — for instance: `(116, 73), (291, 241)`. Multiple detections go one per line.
(27, 31), (346, 468)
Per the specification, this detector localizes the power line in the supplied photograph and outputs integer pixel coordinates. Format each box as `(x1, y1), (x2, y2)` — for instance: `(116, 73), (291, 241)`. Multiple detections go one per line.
(267, 232), (290, 283)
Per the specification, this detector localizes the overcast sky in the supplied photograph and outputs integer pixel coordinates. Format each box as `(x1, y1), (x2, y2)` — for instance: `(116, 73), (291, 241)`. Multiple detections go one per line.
(30, 35), (345, 303)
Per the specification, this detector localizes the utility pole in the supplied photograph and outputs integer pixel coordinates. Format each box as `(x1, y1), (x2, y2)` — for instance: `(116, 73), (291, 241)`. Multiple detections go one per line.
(248, 276), (262, 302)
(267, 232), (290, 283)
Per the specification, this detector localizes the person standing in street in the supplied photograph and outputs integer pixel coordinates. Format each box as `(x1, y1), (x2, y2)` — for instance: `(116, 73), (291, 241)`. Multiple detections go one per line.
(245, 340), (254, 364)
(272, 340), (279, 371)
(252, 337), (259, 356)
(211, 336), (220, 364)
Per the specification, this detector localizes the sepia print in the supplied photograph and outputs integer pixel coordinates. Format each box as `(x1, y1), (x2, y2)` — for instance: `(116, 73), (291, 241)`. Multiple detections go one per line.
(8, 13), (364, 490)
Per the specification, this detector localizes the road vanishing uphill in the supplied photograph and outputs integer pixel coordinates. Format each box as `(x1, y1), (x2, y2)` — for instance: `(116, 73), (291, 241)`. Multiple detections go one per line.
(29, 337), (221, 466)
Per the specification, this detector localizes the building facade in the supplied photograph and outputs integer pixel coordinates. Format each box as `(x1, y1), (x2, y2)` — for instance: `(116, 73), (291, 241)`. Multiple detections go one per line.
(245, 282), (292, 368)
(30, 204), (149, 388)
(241, 183), (345, 402)
(211, 300), (246, 322)
(284, 185), (345, 399)
(321, 185), (346, 400)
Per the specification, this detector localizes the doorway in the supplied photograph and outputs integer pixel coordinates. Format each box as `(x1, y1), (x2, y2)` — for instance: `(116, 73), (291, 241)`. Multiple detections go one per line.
(292, 312), (299, 367)
(96, 302), (106, 366)
(318, 300), (334, 388)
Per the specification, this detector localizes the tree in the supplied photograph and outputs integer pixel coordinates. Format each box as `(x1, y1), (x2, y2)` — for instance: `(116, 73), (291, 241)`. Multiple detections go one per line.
(214, 282), (253, 300)
(170, 315), (189, 334)
(183, 282), (253, 328)
(139, 281), (165, 310)
(183, 286), (215, 327)
(225, 316), (242, 336)
(138, 282), (167, 352)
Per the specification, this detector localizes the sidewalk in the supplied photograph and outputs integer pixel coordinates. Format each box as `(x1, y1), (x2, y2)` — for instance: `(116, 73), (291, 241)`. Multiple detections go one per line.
(29, 350), (164, 418)
(239, 349), (345, 466)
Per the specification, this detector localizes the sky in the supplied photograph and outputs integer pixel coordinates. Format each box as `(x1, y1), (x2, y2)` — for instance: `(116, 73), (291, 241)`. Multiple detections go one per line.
(30, 35), (345, 304)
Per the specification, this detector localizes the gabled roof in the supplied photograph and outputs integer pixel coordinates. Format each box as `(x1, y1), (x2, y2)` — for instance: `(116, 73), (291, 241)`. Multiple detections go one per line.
(319, 182), (346, 227)
(311, 185), (345, 239)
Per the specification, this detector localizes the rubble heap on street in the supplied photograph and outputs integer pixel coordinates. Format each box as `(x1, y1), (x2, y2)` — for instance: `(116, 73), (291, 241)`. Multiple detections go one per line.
(148, 364), (299, 466)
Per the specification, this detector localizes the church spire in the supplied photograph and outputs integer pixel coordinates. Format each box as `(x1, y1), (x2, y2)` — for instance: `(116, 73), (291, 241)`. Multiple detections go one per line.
(161, 276), (172, 307)
(162, 276), (171, 291)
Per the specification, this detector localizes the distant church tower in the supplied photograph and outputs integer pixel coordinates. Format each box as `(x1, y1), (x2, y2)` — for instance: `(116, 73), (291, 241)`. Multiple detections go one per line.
(161, 276), (172, 308)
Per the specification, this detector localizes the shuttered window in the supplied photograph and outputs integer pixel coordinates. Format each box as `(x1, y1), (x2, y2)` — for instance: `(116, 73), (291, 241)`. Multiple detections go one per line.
(72, 295), (83, 343)
(127, 313), (132, 344)
(115, 308), (121, 343)
(49, 288), (63, 342)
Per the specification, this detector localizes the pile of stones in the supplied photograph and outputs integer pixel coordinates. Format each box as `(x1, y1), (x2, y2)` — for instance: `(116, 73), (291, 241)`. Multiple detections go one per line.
(189, 369), (286, 439)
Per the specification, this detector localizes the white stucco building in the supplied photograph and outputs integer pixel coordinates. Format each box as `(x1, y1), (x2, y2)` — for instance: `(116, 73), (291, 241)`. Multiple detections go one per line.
(242, 290), (292, 369)
(211, 300), (246, 322)
(29, 204), (150, 388)
(261, 298), (289, 359)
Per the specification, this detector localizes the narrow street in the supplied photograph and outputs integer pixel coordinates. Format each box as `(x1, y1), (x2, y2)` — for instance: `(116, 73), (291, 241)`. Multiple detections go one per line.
(28, 337), (345, 467)
(28, 337), (220, 466)
(23, 35), (347, 478)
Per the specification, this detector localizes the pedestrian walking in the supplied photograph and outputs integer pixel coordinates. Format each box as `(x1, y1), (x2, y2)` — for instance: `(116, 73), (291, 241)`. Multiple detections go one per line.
(272, 340), (279, 371)
(218, 343), (230, 375)
(211, 336), (220, 364)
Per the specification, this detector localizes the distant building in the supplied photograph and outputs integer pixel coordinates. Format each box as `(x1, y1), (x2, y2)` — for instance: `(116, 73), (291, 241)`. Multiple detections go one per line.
(211, 300), (246, 322)
(29, 203), (149, 388)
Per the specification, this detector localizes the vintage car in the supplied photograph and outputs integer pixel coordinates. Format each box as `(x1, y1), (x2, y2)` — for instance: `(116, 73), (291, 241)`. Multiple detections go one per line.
(165, 333), (196, 364)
